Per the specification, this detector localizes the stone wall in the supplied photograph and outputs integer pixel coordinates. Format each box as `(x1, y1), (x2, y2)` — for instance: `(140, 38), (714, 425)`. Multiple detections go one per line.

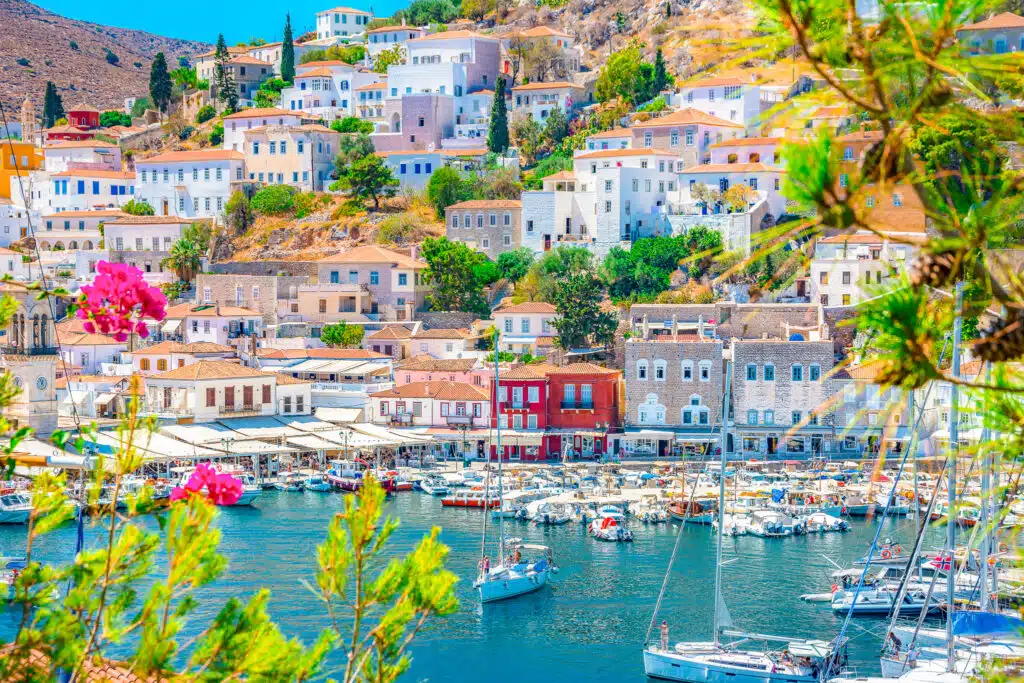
(731, 339), (835, 428)
(419, 311), (478, 330)
(624, 339), (724, 429)
(195, 273), (307, 326)
(628, 302), (824, 342)
(208, 261), (319, 278)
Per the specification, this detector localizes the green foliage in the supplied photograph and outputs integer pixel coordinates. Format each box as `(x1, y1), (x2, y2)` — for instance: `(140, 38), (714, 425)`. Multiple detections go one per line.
(601, 229), (723, 301)
(473, 259), (501, 286)
(427, 166), (469, 219)
(496, 247), (534, 282)
(374, 45), (406, 73)
(15, 57), (29, 67)
(639, 95), (668, 113)
(130, 96), (152, 118)
(195, 104), (216, 124)
(461, 0), (495, 20)
(333, 133), (375, 177)
(320, 321), (365, 347)
(183, 222), (212, 251)
(178, 55), (190, 68)
(159, 280), (187, 300)
(301, 45), (366, 65)
(42, 81), (65, 129)
(105, 48), (119, 65)
(208, 122), (224, 146)
(513, 246), (594, 303)
(524, 152), (572, 189)
(171, 67), (209, 90)
(68, 40), (78, 50)
(542, 106), (569, 147)
(251, 184), (299, 215)
(293, 192), (320, 219)
(594, 41), (658, 106)
(100, 111), (131, 128)
(403, 0), (461, 24)
(376, 212), (425, 245)
(254, 77), (289, 108)
(149, 52), (173, 113)
(282, 13), (295, 83)
(214, 34), (239, 112)
(511, 116), (542, 165)
(334, 155), (399, 209)
(652, 48), (673, 93)
(122, 199), (155, 216)
(485, 350), (517, 362)
(550, 271), (617, 350)
(331, 116), (375, 134)
(420, 236), (491, 315)
(487, 75), (510, 153)
(163, 237), (203, 282)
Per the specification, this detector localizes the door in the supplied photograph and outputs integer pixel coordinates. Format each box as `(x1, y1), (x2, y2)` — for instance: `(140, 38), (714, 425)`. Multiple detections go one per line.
(224, 386), (234, 410)
(797, 279), (807, 297)
(162, 200), (169, 215)
(163, 387), (171, 409)
(767, 435), (777, 454)
(543, 234), (551, 251)
(243, 385), (253, 409)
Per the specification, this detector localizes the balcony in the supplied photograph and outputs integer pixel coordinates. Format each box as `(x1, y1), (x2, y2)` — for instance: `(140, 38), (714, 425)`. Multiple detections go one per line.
(446, 414), (476, 427)
(561, 400), (595, 410)
(311, 381), (394, 394)
(390, 412), (414, 425)
(221, 403), (262, 417)
(1, 345), (58, 356)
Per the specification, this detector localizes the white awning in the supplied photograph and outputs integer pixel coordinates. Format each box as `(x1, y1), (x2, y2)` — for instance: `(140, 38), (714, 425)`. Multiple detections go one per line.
(287, 434), (343, 451)
(314, 407), (363, 424)
(622, 430), (677, 440)
(94, 392), (117, 405)
(495, 430), (544, 446)
(161, 320), (181, 334)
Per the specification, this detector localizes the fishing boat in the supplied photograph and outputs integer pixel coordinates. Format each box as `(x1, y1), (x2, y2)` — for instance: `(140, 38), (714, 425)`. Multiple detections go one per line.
(473, 327), (555, 604)
(0, 492), (32, 524)
(441, 487), (500, 508)
(326, 459), (395, 494)
(748, 510), (796, 537)
(419, 475), (450, 496)
(176, 465), (262, 506)
(303, 475), (332, 492)
(667, 499), (715, 525)
(590, 512), (633, 542)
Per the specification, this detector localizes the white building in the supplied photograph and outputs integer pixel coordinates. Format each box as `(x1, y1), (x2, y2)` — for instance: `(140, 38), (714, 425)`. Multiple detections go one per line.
(674, 77), (764, 133)
(315, 6), (372, 40)
(0, 200), (35, 246)
(379, 150), (444, 191)
(447, 89), (493, 147)
(583, 128), (632, 152)
(222, 108), (306, 152)
(510, 81), (584, 121)
(493, 302), (557, 353)
(365, 24), (426, 57)
(386, 31), (501, 101)
(410, 328), (478, 359)
(279, 62), (383, 121)
(520, 171), (595, 254)
(369, 381), (489, 428)
(37, 209), (117, 250)
(162, 302), (264, 348)
(42, 140), (122, 173)
(135, 149), (246, 220)
(34, 169), (135, 213)
(103, 215), (196, 280)
(677, 162), (787, 219)
(130, 340), (236, 375)
(708, 137), (784, 166)
(54, 317), (127, 375)
(0, 247), (28, 281)
(809, 231), (921, 307)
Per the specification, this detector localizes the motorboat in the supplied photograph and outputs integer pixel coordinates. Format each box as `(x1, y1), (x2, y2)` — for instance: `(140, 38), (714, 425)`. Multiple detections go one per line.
(713, 513), (750, 537)
(632, 496), (669, 523)
(326, 459), (395, 494)
(419, 476), (450, 497)
(589, 510), (633, 542)
(531, 502), (571, 526)
(748, 510), (796, 537)
(272, 474), (304, 492)
(474, 543), (556, 603)
(0, 492), (32, 524)
(801, 512), (849, 534)
(830, 587), (942, 616)
(441, 488), (500, 508)
(303, 475), (332, 492)
(175, 465), (262, 506)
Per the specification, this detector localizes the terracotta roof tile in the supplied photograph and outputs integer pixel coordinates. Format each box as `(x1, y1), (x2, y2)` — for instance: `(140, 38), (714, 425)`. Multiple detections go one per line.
(446, 199), (522, 209)
(710, 137), (783, 148)
(588, 128), (631, 139)
(137, 149), (245, 163)
(132, 341), (235, 355)
(317, 245), (426, 269)
(413, 327), (472, 339)
(631, 107), (744, 129)
(409, 30), (496, 42)
(496, 302), (556, 314)
(574, 148), (677, 160)
(164, 303), (261, 318)
(368, 325), (414, 339)
(149, 359), (268, 381)
(681, 162), (783, 174)
(511, 81), (583, 91)
(499, 363), (559, 380)
(546, 362), (619, 375)
(370, 380), (487, 400)
(51, 169), (132, 179)
(396, 357), (478, 372)
(959, 11), (1024, 30)
(222, 107), (295, 120)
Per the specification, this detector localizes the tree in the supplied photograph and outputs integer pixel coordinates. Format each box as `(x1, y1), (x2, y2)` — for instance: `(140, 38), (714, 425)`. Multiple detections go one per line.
(487, 76), (510, 154)
(42, 81), (64, 128)
(251, 184), (298, 214)
(163, 237), (203, 283)
(105, 49), (119, 66)
(461, 0), (495, 20)
(427, 166), (469, 218)
(195, 104), (216, 124)
(496, 247), (534, 282)
(253, 77), (289, 108)
(594, 41), (656, 105)
(420, 236), (490, 315)
(130, 96), (152, 118)
(225, 191), (254, 234)
(209, 122), (224, 146)
(652, 48), (673, 93)
(99, 111), (131, 128)
(214, 33), (239, 112)
(550, 272), (617, 350)
(373, 46), (405, 73)
(333, 133), (375, 177)
(122, 199), (155, 216)
(543, 106), (569, 146)
(320, 321), (365, 347)
(511, 116), (542, 164)
(330, 117), (374, 134)
(691, 182), (721, 210)
(149, 52), (173, 116)
(281, 13), (295, 84)
(405, 0), (461, 24)
(722, 183), (759, 212)
(334, 155), (398, 208)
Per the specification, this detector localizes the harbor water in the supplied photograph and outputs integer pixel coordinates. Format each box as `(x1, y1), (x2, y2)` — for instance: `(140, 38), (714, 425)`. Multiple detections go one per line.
(0, 490), (947, 682)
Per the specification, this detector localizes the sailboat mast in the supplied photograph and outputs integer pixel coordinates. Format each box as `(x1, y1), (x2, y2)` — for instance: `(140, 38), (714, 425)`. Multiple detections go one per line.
(946, 281), (963, 672)
(712, 362), (733, 648)
(979, 363), (991, 612)
(493, 329), (505, 563)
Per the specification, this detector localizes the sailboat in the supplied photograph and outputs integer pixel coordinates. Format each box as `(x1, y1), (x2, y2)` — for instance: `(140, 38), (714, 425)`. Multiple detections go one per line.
(643, 363), (845, 682)
(473, 329), (556, 604)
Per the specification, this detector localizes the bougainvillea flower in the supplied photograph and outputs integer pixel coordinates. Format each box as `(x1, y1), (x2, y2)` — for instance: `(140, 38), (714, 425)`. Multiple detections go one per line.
(169, 463), (243, 505)
(76, 261), (167, 342)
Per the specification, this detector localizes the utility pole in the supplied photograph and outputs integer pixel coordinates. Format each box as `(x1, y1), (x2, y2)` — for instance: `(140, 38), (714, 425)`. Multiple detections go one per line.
(946, 280), (963, 673)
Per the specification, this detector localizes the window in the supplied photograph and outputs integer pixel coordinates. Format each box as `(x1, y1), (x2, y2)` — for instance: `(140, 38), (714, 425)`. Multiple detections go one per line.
(682, 360), (693, 380)
(843, 146), (854, 161)
(842, 271), (851, 285)
(504, 319), (513, 333)
(791, 365), (803, 382)
(839, 173), (848, 188)
(685, 129), (694, 146)
(370, 271), (379, 285)
(140, 358), (151, 370)
(746, 364), (757, 381)
(699, 361), (711, 382)
(398, 273), (407, 286)
(764, 364), (774, 381)
(643, 131), (653, 147)
(528, 386), (539, 403)
(819, 271), (829, 285)
(764, 409), (774, 425)
(893, 193), (903, 207)
(206, 388), (216, 407)
(654, 360), (666, 381)
(637, 360), (649, 381)
(791, 411), (802, 425)
(810, 364), (821, 381)
(521, 318), (530, 333)
(747, 409), (758, 425)
(670, 130), (679, 146)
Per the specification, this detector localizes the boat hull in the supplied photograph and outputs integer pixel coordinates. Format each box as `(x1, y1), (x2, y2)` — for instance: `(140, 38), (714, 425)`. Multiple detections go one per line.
(477, 569), (548, 603)
(229, 489), (262, 506)
(0, 509), (30, 524)
(643, 648), (817, 683)
(441, 498), (499, 508)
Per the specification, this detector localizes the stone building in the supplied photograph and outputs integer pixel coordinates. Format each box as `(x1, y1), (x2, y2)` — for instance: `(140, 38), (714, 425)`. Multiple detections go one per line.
(195, 273), (307, 328)
(445, 199), (523, 260)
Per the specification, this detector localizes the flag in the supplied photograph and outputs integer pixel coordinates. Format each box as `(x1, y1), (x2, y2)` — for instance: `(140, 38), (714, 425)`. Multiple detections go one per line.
(929, 553), (952, 571)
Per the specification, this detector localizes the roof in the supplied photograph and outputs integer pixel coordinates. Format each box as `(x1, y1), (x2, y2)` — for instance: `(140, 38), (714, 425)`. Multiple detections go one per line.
(684, 76), (748, 88)
(409, 30), (496, 42)
(318, 245), (426, 269)
(544, 171), (577, 181)
(368, 325), (414, 340)
(103, 216), (200, 226)
(546, 362), (619, 375)
(317, 6), (372, 14)
(51, 169), (132, 179)
(40, 209), (126, 219)
(710, 136), (783, 148)
(269, 373), (312, 385)
(446, 199), (522, 209)
(499, 363), (559, 380)
(68, 103), (100, 112)
(413, 328), (471, 340)
(574, 148), (677, 160)
(588, 128), (631, 139)
(680, 162), (782, 173)
(367, 24), (425, 34)
(222, 107), (295, 120)
(44, 125), (92, 135)
(133, 341), (235, 355)
(164, 303), (262, 318)
(228, 55), (271, 66)
(46, 140), (118, 150)
(370, 381), (488, 401)
(355, 82), (388, 91)
(258, 348), (388, 359)
(149, 360), (268, 381)
(631, 107), (744, 129)
(959, 11), (1024, 30)
(54, 318), (123, 346)
(837, 130), (885, 143)
(516, 26), (570, 38)
(397, 357), (478, 372)
(511, 81), (583, 92)
(138, 149), (245, 163)
(496, 302), (556, 314)
(296, 67), (336, 78)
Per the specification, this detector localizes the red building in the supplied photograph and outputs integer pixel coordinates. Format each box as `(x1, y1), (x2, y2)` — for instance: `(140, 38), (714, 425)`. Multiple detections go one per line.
(490, 363), (622, 461)
(67, 105), (100, 130)
(43, 125), (97, 143)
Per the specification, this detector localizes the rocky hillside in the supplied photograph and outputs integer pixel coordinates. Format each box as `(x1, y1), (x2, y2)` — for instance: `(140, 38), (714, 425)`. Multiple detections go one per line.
(0, 0), (209, 118)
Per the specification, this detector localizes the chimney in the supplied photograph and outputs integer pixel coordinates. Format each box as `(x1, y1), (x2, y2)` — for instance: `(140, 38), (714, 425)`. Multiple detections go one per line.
(671, 314), (678, 336)
(410, 245), (419, 261)
(698, 315), (704, 338)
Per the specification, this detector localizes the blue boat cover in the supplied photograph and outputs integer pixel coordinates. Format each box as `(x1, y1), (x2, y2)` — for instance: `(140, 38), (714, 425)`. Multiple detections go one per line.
(771, 488), (786, 503)
(4, 560), (26, 570)
(952, 611), (1024, 637)
(532, 559), (547, 572)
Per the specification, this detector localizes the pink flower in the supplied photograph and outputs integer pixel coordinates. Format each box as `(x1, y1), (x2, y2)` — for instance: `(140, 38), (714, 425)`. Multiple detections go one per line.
(170, 463), (243, 506)
(76, 262), (167, 341)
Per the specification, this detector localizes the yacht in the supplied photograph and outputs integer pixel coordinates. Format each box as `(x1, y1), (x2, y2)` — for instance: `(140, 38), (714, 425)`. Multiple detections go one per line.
(830, 587), (942, 616)
(645, 639), (841, 683)
(0, 492), (31, 524)
(419, 475), (450, 497)
(474, 542), (556, 603)
(748, 510), (795, 537)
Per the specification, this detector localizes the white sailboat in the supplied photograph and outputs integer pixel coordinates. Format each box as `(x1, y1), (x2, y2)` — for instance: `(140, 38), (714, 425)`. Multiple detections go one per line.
(473, 329), (555, 604)
(643, 363), (845, 682)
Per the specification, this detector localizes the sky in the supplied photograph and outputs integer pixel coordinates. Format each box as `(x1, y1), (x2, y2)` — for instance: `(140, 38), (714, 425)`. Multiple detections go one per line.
(35, 0), (406, 45)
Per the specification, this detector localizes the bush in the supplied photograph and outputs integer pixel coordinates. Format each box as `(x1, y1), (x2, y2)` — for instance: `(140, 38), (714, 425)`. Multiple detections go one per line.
(376, 213), (421, 245)
(208, 122), (224, 146)
(121, 199), (155, 216)
(177, 125), (195, 140)
(16, 58), (29, 67)
(250, 184), (298, 215)
(330, 117), (374, 134)
(130, 97), (152, 118)
(100, 111), (132, 128)
(195, 104), (216, 124)
(292, 192), (320, 219)
(105, 49), (119, 66)
(69, 41), (79, 50)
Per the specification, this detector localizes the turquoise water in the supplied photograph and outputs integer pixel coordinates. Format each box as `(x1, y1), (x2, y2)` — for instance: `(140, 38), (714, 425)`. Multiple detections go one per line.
(0, 491), (947, 681)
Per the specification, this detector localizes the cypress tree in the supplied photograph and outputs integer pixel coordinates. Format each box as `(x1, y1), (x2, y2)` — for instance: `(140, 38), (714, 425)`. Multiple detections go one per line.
(653, 48), (671, 94)
(214, 33), (239, 112)
(149, 52), (173, 116)
(487, 75), (509, 154)
(42, 81), (65, 128)
(281, 14), (295, 84)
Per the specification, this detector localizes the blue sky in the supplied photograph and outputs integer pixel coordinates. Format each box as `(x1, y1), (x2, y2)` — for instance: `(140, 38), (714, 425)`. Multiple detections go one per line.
(36, 0), (405, 45)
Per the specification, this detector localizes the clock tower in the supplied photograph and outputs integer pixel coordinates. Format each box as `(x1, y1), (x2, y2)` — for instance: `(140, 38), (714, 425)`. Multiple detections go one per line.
(0, 284), (58, 438)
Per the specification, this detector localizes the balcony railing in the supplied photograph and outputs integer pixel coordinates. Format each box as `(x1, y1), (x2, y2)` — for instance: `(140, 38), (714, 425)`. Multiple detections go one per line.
(311, 381), (394, 393)
(446, 414), (475, 426)
(390, 412), (414, 424)
(561, 400), (595, 410)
